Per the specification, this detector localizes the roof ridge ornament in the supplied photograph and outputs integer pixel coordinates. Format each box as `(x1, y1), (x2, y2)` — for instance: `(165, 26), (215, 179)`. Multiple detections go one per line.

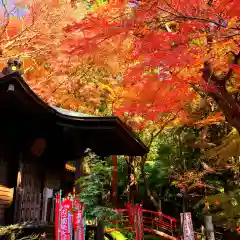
(1, 58), (23, 76)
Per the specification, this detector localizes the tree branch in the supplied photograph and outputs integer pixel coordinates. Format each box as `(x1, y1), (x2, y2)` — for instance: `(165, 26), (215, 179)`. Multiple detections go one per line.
(140, 159), (161, 210)
(202, 59), (240, 133)
(0, 0), (10, 39)
(146, 113), (178, 150)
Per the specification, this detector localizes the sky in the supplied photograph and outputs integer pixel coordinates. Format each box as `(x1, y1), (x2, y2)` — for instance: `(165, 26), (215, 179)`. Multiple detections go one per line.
(0, 0), (28, 19)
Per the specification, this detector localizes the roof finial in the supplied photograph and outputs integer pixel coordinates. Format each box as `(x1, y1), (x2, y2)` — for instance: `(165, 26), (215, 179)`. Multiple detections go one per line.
(1, 58), (23, 76)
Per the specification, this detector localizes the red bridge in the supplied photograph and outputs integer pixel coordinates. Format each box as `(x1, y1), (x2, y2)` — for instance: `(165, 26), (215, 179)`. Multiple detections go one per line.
(105, 204), (198, 240)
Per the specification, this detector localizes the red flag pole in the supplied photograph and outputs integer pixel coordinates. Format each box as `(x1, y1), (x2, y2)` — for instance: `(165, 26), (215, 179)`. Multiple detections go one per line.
(55, 190), (62, 240)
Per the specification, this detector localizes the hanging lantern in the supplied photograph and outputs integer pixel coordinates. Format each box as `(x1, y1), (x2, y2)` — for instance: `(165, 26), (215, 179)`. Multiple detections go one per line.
(31, 138), (46, 156)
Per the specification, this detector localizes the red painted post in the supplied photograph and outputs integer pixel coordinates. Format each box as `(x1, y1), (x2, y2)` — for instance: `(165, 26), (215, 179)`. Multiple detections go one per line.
(132, 204), (144, 240)
(194, 232), (198, 240)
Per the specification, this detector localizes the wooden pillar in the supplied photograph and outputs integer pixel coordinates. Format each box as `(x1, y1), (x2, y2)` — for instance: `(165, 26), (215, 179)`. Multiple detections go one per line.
(42, 187), (54, 222)
(127, 156), (136, 203)
(111, 156), (118, 205)
(127, 157), (132, 202)
(75, 155), (85, 194)
(5, 151), (20, 225)
(96, 221), (104, 240)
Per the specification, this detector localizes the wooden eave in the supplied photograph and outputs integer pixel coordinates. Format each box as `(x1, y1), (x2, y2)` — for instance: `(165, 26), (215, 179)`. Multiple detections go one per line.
(0, 72), (148, 157)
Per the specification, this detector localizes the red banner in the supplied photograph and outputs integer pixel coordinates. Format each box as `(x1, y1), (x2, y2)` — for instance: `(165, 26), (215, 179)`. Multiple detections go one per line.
(60, 199), (72, 240)
(55, 196), (85, 240)
(73, 200), (85, 240)
(55, 193), (60, 240)
(74, 209), (84, 240)
(73, 200), (80, 230)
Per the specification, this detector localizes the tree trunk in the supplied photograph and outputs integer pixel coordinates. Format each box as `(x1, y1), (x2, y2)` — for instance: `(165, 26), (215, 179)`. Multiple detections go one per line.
(140, 163), (161, 210)
(75, 155), (85, 194)
(111, 156), (118, 206)
(127, 159), (132, 203)
(202, 61), (240, 133)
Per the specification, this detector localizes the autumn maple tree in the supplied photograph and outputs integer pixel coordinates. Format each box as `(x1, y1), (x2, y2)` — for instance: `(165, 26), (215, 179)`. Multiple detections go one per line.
(57, 1), (240, 223)
(0, 0), (124, 115)
(61, 0), (240, 132)
(3, 1), (240, 233)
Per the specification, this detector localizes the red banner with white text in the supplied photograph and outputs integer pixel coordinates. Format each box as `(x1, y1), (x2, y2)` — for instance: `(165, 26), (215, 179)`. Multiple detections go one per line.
(55, 194), (85, 240)
(55, 192), (61, 240)
(73, 200), (85, 240)
(60, 199), (72, 240)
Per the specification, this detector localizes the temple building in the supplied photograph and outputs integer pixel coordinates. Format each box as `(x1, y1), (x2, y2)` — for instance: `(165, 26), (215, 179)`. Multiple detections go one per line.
(0, 69), (148, 227)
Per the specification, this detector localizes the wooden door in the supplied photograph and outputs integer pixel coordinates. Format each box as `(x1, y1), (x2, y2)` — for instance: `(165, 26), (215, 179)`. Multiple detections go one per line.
(15, 162), (42, 223)
(0, 159), (9, 224)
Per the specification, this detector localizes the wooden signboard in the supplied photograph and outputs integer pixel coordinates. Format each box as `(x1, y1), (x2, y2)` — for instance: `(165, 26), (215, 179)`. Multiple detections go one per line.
(180, 212), (195, 240)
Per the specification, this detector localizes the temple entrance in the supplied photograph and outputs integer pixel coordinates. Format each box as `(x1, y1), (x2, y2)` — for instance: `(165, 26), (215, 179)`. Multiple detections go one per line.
(14, 162), (42, 223)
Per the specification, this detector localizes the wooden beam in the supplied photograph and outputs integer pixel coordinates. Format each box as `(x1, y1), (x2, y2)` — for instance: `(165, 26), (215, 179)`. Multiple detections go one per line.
(75, 155), (85, 194)
(96, 221), (104, 240)
(5, 150), (20, 225)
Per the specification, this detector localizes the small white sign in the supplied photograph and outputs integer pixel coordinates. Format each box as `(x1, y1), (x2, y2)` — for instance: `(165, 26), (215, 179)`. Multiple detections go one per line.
(180, 212), (195, 240)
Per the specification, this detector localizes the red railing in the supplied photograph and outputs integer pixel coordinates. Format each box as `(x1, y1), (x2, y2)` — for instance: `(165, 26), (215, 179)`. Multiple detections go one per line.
(112, 205), (198, 240)
(179, 233), (198, 240)
(142, 209), (177, 234)
(113, 206), (177, 237)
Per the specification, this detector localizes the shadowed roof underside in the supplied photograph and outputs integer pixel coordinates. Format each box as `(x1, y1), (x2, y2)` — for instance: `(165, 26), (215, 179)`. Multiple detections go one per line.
(0, 72), (148, 157)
